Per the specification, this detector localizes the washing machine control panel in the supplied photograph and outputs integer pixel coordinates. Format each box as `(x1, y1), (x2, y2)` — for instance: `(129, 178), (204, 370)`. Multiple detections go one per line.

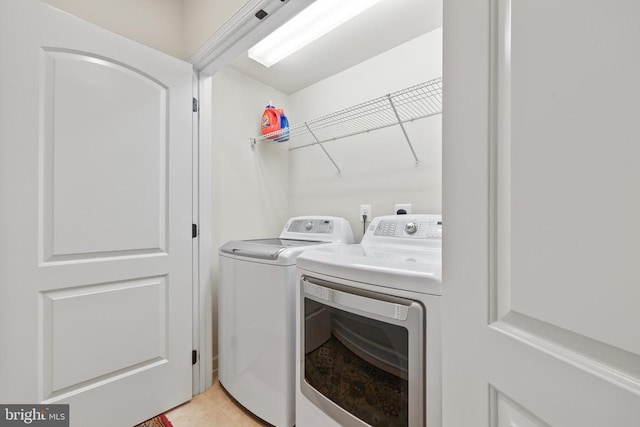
(374, 218), (442, 239)
(287, 219), (334, 234)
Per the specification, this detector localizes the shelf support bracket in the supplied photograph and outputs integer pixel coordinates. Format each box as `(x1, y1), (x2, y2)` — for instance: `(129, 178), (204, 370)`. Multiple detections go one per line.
(387, 94), (420, 166)
(304, 123), (341, 175)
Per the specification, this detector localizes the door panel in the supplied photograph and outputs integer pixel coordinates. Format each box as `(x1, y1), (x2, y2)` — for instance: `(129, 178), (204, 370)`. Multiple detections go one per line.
(43, 49), (168, 260)
(494, 0), (640, 386)
(507, 0), (640, 355)
(43, 276), (166, 394)
(0, 1), (192, 426)
(443, 0), (640, 425)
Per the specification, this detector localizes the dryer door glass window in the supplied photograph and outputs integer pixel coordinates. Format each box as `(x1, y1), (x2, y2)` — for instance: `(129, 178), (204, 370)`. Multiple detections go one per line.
(303, 296), (414, 426)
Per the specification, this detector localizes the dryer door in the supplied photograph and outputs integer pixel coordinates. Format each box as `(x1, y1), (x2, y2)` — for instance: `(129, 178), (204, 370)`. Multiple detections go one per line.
(300, 276), (424, 427)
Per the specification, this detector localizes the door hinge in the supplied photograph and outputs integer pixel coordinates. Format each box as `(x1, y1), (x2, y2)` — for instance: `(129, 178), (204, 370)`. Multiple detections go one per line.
(192, 97), (198, 112)
(192, 350), (197, 365)
(192, 224), (198, 238)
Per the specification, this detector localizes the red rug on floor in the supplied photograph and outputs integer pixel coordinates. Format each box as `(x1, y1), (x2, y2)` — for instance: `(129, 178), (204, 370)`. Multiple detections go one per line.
(133, 414), (173, 427)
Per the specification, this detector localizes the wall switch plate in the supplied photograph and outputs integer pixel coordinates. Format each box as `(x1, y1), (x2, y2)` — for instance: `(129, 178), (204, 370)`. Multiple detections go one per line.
(360, 204), (372, 222)
(395, 203), (412, 215)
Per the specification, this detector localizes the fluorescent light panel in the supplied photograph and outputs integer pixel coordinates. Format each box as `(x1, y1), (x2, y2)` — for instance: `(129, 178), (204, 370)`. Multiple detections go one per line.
(249, 0), (383, 68)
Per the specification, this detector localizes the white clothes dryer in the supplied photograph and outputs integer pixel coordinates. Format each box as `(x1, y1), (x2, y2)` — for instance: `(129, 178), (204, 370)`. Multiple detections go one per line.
(218, 216), (354, 427)
(295, 214), (442, 427)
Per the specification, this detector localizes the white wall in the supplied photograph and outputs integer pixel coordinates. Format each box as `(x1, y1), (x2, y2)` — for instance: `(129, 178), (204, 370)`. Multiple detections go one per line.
(183, 0), (248, 58)
(43, 0), (249, 59)
(43, 0), (186, 58)
(287, 29), (443, 240)
(210, 67), (290, 362)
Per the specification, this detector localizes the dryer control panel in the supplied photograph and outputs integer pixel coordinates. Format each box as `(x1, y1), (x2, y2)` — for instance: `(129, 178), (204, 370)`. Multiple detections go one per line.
(368, 215), (442, 242)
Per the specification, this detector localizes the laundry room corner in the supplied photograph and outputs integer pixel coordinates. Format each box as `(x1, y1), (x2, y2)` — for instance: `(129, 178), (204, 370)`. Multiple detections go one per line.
(199, 0), (444, 388)
(209, 66), (291, 373)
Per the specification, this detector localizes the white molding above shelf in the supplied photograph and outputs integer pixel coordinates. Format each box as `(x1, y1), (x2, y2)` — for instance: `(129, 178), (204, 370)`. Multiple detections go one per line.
(250, 77), (443, 173)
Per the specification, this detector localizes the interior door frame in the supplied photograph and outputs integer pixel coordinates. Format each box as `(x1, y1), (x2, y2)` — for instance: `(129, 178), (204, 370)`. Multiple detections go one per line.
(188, 0), (315, 394)
(191, 71), (205, 395)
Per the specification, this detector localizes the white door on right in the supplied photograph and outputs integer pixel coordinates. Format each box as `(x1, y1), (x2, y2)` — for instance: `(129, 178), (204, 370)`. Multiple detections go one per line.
(443, 0), (640, 426)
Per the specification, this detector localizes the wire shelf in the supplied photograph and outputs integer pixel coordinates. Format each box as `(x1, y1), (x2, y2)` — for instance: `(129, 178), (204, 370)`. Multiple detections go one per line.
(250, 77), (443, 173)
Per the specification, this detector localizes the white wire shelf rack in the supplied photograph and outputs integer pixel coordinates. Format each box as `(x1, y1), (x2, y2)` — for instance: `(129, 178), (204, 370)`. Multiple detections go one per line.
(250, 77), (442, 174)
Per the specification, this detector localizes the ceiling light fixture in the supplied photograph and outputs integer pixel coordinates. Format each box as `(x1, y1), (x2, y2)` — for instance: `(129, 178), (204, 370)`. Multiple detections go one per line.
(248, 0), (383, 68)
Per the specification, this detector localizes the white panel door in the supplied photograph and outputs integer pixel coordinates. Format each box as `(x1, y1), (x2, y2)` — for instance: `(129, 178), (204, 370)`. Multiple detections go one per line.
(0, 1), (193, 426)
(442, 0), (640, 426)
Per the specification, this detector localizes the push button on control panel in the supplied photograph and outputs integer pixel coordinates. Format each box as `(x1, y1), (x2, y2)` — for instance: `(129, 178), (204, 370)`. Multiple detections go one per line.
(405, 222), (418, 234)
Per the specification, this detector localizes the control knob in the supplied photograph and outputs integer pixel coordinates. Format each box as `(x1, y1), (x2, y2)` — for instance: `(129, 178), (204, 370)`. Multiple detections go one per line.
(405, 222), (418, 234)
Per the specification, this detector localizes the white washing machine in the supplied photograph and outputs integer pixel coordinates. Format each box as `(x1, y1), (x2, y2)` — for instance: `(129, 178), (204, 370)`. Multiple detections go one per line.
(295, 214), (442, 427)
(218, 216), (354, 427)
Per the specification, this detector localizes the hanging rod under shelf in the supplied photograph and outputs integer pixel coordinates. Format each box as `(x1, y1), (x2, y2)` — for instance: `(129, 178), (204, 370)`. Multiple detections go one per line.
(250, 77), (443, 171)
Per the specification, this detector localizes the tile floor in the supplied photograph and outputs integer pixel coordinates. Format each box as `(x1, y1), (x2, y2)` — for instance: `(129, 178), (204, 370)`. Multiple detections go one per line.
(165, 378), (270, 427)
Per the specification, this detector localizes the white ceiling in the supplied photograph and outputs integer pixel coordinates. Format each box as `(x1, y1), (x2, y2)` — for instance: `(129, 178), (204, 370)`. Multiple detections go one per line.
(228, 0), (442, 94)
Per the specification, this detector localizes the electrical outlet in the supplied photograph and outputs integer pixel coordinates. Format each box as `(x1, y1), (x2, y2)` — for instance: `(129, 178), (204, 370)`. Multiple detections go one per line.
(360, 204), (372, 222)
(395, 203), (412, 215)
